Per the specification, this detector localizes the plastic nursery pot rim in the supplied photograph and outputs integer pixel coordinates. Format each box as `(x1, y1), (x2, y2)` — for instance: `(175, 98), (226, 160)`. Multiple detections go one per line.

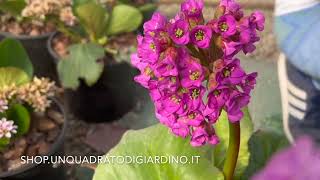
(0, 98), (67, 178)
(47, 31), (63, 64)
(0, 31), (55, 40)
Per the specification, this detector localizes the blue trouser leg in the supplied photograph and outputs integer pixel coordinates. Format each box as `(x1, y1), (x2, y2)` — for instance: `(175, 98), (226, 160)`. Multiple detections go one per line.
(275, 4), (320, 142)
(275, 4), (320, 86)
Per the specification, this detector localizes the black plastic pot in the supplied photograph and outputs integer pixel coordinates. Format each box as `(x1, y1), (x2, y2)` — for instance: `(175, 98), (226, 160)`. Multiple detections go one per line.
(46, 32), (60, 64)
(0, 99), (67, 180)
(0, 31), (58, 81)
(47, 32), (143, 123)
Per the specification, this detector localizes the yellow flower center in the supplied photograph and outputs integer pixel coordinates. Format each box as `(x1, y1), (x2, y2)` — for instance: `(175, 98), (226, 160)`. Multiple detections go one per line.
(149, 31), (155, 37)
(170, 77), (177, 83)
(195, 30), (205, 41)
(223, 69), (231, 77)
(178, 88), (189, 95)
(170, 95), (181, 104)
(188, 112), (196, 119)
(175, 28), (184, 38)
(144, 67), (153, 76)
(191, 88), (200, 99)
(213, 90), (220, 96)
(190, 71), (200, 80)
(191, 8), (197, 13)
(219, 22), (229, 32)
(150, 43), (156, 51)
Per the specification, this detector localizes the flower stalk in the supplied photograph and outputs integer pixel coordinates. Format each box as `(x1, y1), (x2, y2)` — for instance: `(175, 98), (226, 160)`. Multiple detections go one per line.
(223, 121), (240, 180)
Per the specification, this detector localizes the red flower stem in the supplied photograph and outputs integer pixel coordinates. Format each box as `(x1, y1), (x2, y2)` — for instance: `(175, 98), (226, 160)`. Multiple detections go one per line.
(222, 121), (240, 180)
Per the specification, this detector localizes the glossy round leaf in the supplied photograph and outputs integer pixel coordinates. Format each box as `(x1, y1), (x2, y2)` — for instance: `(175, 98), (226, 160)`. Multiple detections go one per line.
(106, 5), (143, 35)
(0, 67), (30, 89)
(57, 43), (105, 89)
(0, 38), (33, 78)
(7, 104), (31, 136)
(76, 1), (109, 41)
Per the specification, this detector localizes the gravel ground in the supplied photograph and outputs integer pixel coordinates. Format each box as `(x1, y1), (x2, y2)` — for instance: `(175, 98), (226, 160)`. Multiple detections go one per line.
(63, 117), (97, 180)
(63, 5), (279, 180)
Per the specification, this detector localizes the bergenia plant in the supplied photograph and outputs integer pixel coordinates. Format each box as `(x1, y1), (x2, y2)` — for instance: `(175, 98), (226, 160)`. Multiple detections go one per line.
(44, 0), (144, 89)
(103, 0), (158, 27)
(0, 38), (56, 150)
(133, 0), (264, 146)
(131, 0), (264, 178)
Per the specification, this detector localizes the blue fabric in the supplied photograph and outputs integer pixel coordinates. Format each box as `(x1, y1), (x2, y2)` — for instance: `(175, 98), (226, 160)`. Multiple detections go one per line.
(286, 60), (320, 141)
(275, 4), (320, 86)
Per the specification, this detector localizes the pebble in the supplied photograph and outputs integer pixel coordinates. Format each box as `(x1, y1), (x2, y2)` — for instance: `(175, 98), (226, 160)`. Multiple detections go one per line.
(15, 138), (27, 149)
(3, 138), (27, 160)
(38, 141), (50, 155)
(3, 150), (16, 160)
(47, 128), (60, 142)
(26, 144), (39, 157)
(7, 159), (23, 171)
(38, 118), (57, 132)
(27, 131), (44, 144)
(33, 111), (46, 118)
(8, 23), (23, 35)
(1, 18), (55, 36)
(47, 110), (64, 125)
(29, 28), (40, 36)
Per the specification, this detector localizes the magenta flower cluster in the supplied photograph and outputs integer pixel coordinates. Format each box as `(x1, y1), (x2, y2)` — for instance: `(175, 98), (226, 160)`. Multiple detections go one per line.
(131, 0), (265, 146)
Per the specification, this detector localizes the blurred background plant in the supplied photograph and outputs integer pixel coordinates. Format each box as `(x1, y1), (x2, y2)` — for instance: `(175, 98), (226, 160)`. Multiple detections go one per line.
(42, 0), (144, 89)
(0, 0), (56, 36)
(0, 38), (56, 150)
(20, 0), (142, 45)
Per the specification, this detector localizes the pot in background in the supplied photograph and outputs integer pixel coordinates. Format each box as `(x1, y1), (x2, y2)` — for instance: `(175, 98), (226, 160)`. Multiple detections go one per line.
(46, 32), (61, 64)
(0, 99), (67, 180)
(47, 32), (142, 123)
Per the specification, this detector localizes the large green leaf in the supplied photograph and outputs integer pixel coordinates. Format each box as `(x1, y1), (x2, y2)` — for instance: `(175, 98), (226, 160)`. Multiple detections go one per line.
(76, 1), (109, 41)
(0, 67), (30, 88)
(93, 124), (224, 180)
(213, 108), (253, 179)
(7, 104), (31, 136)
(106, 5), (143, 35)
(0, 0), (26, 16)
(57, 43), (105, 89)
(0, 38), (33, 78)
(241, 130), (289, 179)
